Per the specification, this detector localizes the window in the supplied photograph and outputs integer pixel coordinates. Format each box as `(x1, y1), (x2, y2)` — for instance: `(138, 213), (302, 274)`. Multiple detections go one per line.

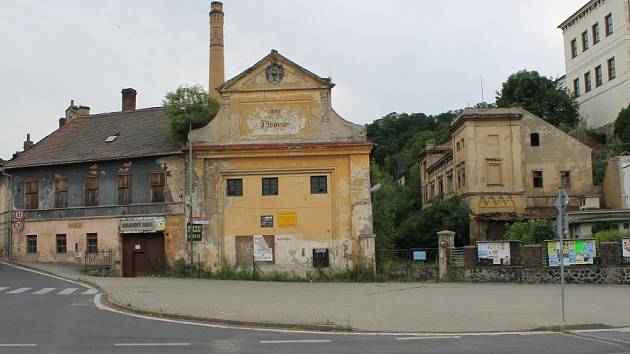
(461, 139), (464, 149)
(86, 233), (98, 254)
(262, 177), (278, 196)
(313, 248), (330, 268)
(150, 172), (165, 203)
(27, 235), (37, 254)
(24, 181), (39, 209)
(487, 162), (502, 186)
(581, 31), (589, 51)
(438, 177), (444, 195)
(624, 223), (629, 230)
(54, 179), (68, 208)
(457, 163), (466, 188)
(56, 234), (67, 254)
(607, 57), (616, 80)
(584, 72), (592, 93)
(570, 39), (578, 58)
(310, 176), (327, 194)
(605, 13), (613, 36)
(573, 78), (580, 97)
(592, 23), (600, 44)
(84, 177), (98, 207)
(446, 173), (453, 193)
(560, 171), (571, 189)
(117, 175), (132, 205)
(530, 133), (540, 147)
(260, 215), (273, 228)
(227, 178), (243, 197)
(595, 65), (603, 87)
(533, 171), (544, 188)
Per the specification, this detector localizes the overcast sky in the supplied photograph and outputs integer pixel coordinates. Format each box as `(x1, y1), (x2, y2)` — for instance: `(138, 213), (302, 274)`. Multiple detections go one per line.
(0, 0), (585, 160)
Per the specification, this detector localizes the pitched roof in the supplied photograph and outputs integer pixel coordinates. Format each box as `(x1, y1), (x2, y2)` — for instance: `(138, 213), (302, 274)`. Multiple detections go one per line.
(5, 107), (181, 169)
(217, 49), (334, 92)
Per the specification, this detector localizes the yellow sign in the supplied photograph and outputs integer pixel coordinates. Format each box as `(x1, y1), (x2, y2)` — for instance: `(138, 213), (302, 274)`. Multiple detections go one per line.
(277, 212), (297, 227)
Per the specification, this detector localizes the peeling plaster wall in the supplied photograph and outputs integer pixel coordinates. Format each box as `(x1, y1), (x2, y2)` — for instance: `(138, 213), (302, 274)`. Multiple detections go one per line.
(0, 174), (10, 257)
(603, 156), (630, 209)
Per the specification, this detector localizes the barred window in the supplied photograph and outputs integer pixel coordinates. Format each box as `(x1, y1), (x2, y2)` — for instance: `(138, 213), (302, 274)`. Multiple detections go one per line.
(84, 177), (99, 207)
(262, 177), (278, 196)
(310, 176), (327, 194)
(227, 179), (243, 197)
(54, 179), (68, 208)
(117, 175), (132, 205)
(150, 172), (166, 203)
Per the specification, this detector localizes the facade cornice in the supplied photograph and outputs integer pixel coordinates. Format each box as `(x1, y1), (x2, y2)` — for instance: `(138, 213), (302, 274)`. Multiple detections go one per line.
(558, 0), (604, 31)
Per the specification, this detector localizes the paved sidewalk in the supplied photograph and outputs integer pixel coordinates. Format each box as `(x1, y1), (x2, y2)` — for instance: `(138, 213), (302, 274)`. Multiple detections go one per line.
(12, 261), (630, 333)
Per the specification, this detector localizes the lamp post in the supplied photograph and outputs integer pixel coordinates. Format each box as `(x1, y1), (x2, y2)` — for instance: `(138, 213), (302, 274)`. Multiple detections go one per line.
(182, 107), (194, 268)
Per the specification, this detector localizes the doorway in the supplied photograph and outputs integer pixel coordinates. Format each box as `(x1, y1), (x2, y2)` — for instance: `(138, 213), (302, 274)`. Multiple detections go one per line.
(122, 233), (165, 277)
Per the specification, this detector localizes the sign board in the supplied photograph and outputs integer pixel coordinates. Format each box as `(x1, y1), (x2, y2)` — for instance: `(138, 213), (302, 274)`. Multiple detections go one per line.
(253, 235), (273, 261)
(477, 241), (511, 265)
(546, 239), (596, 266)
(277, 212), (297, 227)
(622, 238), (630, 258)
(187, 223), (203, 241)
(412, 250), (427, 261)
(119, 217), (166, 234)
(13, 221), (24, 232)
(192, 220), (209, 225)
(12, 210), (26, 221)
(260, 215), (273, 228)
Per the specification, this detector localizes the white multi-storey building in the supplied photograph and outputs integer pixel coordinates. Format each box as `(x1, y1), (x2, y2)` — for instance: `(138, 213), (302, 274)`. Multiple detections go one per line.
(558, 0), (630, 128)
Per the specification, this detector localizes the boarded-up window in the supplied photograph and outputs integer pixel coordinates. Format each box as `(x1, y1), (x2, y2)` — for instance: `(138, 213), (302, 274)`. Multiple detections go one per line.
(24, 181), (39, 209)
(150, 172), (165, 203)
(84, 177), (99, 207)
(235, 235), (275, 266)
(487, 162), (502, 186)
(117, 175), (132, 205)
(54, 179), (68, 208)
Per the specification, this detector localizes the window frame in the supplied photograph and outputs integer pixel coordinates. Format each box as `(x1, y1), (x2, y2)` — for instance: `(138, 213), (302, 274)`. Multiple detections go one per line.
(262, 177), (278, 196)
(86, 233), (98, 254)
(27, 235), (37, 254)
(605, 13), (613, 36)
(310, 176), (328, 194)
(486, 162), (503, 186)
(595, 65), (603, 87)
(117, 174), (132, 205)
(84, 176), (99, 207)
(24, 180), (39, 210)
(581, 30), (589, 51)
(226, 178), (243, 197)
(560, 171), (571, 189)
(592, 23), (600, 44)
(530, 133), (540, 147)
(584, 71), (592, 93)
(607, 57), (616, 80)
(573, 78), (580, 97)
(533, 170), (544, 188)
(54, 178), (69, 208)
(570, 38), (578, 58)
(56, 234), (67, 254)
(150, 172), (166, 203)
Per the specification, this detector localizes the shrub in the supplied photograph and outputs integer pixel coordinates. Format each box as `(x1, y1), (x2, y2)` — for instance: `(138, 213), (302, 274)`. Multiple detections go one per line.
(505, 219), (555, 244)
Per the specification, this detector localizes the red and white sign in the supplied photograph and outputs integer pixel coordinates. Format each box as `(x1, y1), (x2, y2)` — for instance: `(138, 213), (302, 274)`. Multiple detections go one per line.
(13, 221), (25, 232)
(12, 210), (26, 221)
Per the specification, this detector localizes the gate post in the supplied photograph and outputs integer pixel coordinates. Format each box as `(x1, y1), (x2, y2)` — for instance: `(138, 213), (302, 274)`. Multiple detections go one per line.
(437, 230), (455, 281)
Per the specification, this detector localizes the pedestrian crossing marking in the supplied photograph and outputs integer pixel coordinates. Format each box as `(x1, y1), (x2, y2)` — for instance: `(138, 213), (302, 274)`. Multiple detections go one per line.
(58, 287), (78, 295)
(32, 288), (56, 295)
(82, 288), (98, 295)
(7, 287), (32, 294)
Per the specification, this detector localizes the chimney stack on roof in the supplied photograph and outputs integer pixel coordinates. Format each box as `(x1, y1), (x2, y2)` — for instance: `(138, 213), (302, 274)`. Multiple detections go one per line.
(121, 88), (137, 111)
(23, 134), (34, 151)
(65, 99), (90, 122)
(209, 1), (225, 101)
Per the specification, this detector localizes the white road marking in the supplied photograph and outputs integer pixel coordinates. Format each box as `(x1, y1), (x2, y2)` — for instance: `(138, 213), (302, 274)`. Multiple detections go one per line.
(562, 332), (623, 347)
(32, 288), (56, 295)
(82, 288), (98, 295)
(0, 287), (9, 292)
(0, 344), (37, 347)
(6, 287), (32, 294)
(113, 343), (190, 346)
(260, 339), (332, 344)
(0, 261), (96, 292)
(396, 336), (462, 340)
(58, 287), (78, 295)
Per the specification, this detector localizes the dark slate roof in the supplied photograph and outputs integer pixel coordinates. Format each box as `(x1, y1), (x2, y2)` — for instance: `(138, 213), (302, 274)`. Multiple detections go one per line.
(5, 107), (182, 169)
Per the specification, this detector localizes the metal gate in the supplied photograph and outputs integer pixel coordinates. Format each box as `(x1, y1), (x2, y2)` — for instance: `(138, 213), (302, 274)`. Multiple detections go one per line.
(449, 247), (465, 267)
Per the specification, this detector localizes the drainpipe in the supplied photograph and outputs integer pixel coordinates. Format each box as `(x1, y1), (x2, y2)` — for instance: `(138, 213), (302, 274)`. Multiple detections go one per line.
(1, 170), (13, 261)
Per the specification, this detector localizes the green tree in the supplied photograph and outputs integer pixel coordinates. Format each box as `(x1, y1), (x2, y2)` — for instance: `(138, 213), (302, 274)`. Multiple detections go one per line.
(614, 104), (630, 153)
(495, 70), (580, 128)
(163, 85), (219, 144)
(505, 219), (555, 245)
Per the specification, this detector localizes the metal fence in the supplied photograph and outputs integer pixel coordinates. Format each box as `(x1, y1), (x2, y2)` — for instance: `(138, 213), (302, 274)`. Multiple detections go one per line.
(84, 250), (113, 276)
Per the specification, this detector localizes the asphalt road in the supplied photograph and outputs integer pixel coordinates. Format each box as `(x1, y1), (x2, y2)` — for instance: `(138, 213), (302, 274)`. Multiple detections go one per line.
(1, 262), (630, 354)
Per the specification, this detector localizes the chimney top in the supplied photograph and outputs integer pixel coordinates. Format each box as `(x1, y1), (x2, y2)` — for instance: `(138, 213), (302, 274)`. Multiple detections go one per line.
(23, 134), (34, 151)
(210, 1), (223, 13)
(65, 100), (90, 121)
(121, 88), (137, 111)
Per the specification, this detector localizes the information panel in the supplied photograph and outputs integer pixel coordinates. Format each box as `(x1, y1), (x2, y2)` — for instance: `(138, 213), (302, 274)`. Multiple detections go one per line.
(477, 241), (511, 265)
(546, 239), (596, 266)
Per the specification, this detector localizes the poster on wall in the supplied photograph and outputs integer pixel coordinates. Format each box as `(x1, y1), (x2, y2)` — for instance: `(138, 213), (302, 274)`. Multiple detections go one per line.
(477, 241), (511, 265)
(546, 239), (596, 266)
(253, 235), (273, 262)
(622, 238), (630, 258)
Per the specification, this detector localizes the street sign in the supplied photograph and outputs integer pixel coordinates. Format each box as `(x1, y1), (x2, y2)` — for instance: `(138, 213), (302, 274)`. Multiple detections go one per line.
(12, 210), (26, 221)
(13, 221), (24, 231)
(192, 220), (209, 225)
(187, 223), (203, 241)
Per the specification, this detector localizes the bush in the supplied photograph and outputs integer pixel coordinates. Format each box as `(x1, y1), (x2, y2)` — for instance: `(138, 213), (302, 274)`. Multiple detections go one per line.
(594, 230), (628, 245)
(614, 104), (630, 153)
(163, 85), (219, 145)
(505, 219), (555, 244)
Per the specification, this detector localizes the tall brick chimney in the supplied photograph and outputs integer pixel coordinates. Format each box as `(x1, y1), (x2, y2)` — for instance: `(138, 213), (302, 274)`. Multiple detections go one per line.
(209, 1), (225, 101)
(121, 88), (137, 111)
(23, 134), (34, 151)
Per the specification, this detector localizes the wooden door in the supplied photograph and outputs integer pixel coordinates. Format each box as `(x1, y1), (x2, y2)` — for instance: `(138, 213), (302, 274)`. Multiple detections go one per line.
(122, 233), (165, 277)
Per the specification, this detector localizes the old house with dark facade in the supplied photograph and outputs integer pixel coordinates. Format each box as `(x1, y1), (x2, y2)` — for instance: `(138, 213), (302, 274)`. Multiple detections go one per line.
(4, 91), (187, 276)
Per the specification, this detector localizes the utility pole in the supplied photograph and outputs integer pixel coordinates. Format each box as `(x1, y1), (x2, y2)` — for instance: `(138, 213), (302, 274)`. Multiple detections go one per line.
(188, 120), (194, 267)
(554, 187), (569, 322)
